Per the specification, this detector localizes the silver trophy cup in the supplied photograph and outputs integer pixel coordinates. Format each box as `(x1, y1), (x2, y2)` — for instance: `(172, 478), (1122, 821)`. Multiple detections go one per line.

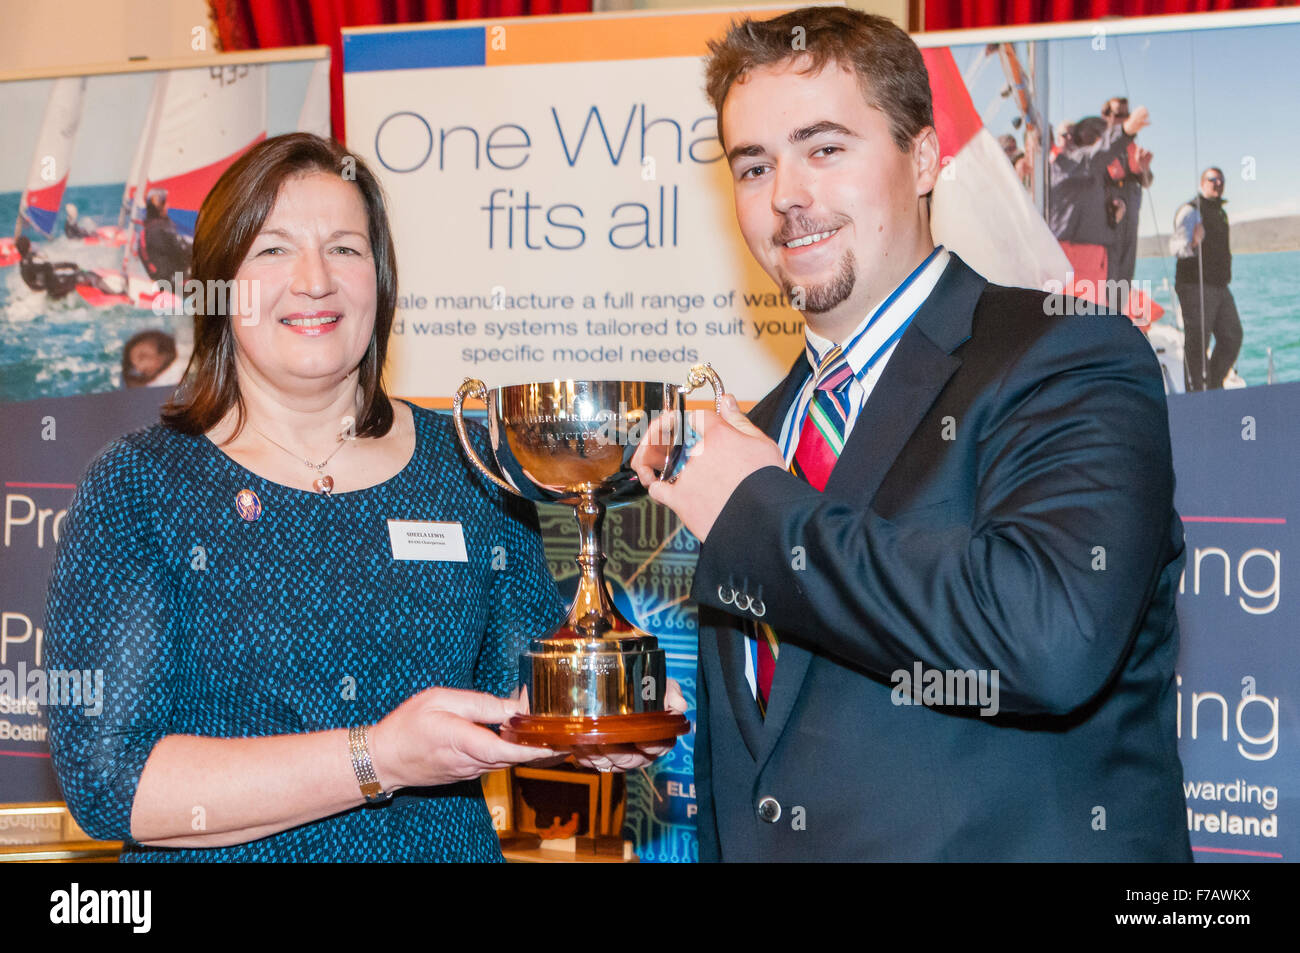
(452, 365), (724, 746)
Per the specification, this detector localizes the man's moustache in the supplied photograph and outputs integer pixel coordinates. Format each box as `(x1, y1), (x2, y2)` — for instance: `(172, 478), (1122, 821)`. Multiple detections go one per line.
(772, 222), (843, 246)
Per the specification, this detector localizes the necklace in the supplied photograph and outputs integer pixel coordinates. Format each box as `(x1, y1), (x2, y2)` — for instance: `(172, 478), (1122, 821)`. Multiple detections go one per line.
(250, 424), (350, 495)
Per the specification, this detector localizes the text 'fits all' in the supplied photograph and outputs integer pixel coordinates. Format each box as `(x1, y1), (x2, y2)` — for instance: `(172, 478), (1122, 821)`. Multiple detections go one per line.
(480, 186), (679, 250)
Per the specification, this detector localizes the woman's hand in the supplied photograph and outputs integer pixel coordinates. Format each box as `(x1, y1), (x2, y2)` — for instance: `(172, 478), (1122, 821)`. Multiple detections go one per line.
(569, 678), (689, 773)
(369, 687), (555, 791)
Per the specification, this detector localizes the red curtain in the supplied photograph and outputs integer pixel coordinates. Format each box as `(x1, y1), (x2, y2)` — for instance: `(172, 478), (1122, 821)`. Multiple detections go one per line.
(925, 0), (1296, 30)
(208, 0), (592, 144)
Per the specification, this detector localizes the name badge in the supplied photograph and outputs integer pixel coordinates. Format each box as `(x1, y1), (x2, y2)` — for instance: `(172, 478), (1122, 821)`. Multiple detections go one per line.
(387, 519), (468, 562)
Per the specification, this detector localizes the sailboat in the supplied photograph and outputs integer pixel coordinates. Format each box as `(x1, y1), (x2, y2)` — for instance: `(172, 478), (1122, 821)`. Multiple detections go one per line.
(14, 76), (87, 238)
(924, 45), (1073, 292)
(1, 76), (131, 268)
(927, 41), (1241, 393)
(78, 64), (269, 310)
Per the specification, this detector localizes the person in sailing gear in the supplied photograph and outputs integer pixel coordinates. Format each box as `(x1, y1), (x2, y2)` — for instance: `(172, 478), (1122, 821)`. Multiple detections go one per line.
(1171, 167), (1241, 391)
(138, 189), (193, 285)
(14, 235), (119, 299)
(998, 133), (1030, 189)
(1047, 108), (1150, 296)
(1101, 97), (1154, 314)
(63, 203), (97, 239)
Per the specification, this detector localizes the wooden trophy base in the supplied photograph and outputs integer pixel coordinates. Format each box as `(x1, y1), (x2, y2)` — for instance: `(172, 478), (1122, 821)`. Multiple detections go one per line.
(496, 830), (543, 851)
(501, 711), (690, 748)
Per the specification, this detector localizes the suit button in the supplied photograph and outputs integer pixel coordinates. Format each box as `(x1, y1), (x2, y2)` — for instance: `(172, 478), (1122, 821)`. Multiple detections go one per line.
(757, 796), (781, 823)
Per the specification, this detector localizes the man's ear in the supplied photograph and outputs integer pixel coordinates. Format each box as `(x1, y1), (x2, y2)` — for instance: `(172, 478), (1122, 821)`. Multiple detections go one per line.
(912, 125), (940, 197)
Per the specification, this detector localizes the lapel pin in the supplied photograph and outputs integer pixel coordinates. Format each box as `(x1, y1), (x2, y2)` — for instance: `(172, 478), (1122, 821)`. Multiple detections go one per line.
(235, 488), (262, 522)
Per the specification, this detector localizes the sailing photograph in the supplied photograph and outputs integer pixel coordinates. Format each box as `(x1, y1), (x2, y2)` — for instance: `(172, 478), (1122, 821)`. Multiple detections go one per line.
(941, 19), (1300, 392)
(1, 55), (328, 402)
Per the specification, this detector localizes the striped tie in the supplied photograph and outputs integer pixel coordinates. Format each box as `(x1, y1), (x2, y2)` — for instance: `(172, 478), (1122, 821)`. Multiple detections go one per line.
(791, 345), (854, 492)
(756, 345), (854, 714)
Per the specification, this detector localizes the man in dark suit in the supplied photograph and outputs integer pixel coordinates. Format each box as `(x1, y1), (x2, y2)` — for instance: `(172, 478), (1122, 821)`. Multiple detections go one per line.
(634, 8), (1190, 861)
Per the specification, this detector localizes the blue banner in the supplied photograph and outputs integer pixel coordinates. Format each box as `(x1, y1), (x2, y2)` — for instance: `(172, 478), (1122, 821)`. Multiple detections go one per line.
(1168, 381), (1299, 862)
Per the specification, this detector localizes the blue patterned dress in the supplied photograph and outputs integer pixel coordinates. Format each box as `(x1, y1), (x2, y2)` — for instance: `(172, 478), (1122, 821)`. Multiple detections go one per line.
(44, 400), (564, 862)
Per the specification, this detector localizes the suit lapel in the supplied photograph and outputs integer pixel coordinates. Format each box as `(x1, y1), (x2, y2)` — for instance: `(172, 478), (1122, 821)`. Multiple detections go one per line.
(704, 359), (809, 761)
(823, 254), (985, 502)
(707, 604), (763, 759)
(747, 357), (810, 439)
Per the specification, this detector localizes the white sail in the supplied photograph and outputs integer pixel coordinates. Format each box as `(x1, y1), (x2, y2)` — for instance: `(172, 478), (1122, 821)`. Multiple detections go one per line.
(17, 76), (87, 236)
(139, 64), (268, 236)
(119, 75), (167, 229)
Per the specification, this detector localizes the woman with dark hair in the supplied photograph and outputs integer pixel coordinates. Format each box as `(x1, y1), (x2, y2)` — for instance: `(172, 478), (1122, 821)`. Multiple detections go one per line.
(43, 133), (666, 862)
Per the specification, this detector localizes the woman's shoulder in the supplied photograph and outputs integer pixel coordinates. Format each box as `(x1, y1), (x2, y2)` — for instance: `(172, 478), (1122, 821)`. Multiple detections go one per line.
(403, 398), (491, 461)
(74, 423), (199, 513)
(403, 399), (444, 434)
(399, 398), (522, 507)
(86, 421), (194, 475)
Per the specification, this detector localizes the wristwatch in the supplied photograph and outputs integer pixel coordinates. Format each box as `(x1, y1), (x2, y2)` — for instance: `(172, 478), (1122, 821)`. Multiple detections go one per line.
(348, 724), (392, 804)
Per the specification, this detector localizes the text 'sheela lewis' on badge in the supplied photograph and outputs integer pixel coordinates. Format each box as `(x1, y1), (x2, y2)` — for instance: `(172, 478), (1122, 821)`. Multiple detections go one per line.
(387, 520), (468, 562)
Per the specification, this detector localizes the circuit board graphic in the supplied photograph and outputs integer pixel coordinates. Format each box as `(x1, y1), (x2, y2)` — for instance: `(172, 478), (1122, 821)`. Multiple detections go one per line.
(538, 496), (700, 863)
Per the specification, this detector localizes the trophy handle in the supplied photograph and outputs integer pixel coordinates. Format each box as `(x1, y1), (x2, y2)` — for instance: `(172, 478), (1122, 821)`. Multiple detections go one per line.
(680, 362), (725, 413)
(658, 363), (726, 484)
(452, 377), (524, 497)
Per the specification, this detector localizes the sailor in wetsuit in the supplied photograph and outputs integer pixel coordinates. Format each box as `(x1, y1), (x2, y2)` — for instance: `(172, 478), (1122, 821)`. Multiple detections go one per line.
(15, 235), (122, 300)
(138, 189), (193, 284)
(64, 203), (96, 240)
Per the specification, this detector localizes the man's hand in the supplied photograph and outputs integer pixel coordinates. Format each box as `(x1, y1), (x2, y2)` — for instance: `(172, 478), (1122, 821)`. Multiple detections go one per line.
(635, 395), (784, 542)
(629, 402), (677, 481)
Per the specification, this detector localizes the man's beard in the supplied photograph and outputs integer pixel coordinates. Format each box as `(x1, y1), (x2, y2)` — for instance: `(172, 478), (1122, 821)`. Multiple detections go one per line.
(780, 249), (857, 314)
